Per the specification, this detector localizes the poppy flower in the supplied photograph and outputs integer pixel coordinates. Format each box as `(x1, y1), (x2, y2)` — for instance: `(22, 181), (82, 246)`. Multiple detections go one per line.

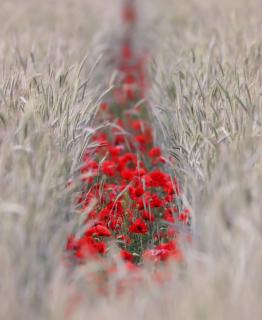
(143, 240), (182, 263)
(102, 161), (116, 177)
(109, 145), (122, 157)
(129, 185), (144, 199)
(125, 261), (139, 272)
(75, 237), (106, 259)
(179, 209), (190, 223)
(121, 43), (132, 60)
(142, 210), (155, 222)
(149, 170), (168, 187)
(121, 168), (136, 181)
(126, 87), (136, 100)
(129, 218), (148, 234)
(100, 102), (109, 111)
(122, 4), (136, 23)
(163, 208), (176, 223)
(149, 147), (162, 158)
(85, 224), (111, 237)
(66, 235), (78, 251)
(131, 120), (144, 132)
(120, 250), (134, 262)
(80, 160), (98, 174)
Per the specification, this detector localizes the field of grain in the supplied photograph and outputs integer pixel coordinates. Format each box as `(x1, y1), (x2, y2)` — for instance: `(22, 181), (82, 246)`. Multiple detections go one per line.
(0, 0), (261, 319)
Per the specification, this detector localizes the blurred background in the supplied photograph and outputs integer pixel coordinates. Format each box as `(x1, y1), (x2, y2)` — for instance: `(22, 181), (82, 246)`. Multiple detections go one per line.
(0, 0), (261, 319)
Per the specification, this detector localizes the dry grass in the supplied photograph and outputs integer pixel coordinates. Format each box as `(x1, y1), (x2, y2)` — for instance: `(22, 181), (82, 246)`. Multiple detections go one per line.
(0, 0), (261, 319)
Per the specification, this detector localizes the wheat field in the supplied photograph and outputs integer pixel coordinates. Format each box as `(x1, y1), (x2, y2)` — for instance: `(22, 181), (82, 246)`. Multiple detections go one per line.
(0, 0), (261, 319)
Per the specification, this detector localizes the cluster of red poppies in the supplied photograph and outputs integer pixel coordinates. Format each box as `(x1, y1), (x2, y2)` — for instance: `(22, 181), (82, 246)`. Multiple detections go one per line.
(66, 1), (190, 271)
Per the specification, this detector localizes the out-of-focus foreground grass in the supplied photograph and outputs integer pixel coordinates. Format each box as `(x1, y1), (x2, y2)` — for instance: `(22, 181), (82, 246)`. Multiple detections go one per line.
(0, 0), (261, 319)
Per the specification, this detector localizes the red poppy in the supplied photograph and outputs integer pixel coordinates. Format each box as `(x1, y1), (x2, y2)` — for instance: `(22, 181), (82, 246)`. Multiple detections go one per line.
(179, 209), (190, 223)
(120, 250), (134, 262)
(121, 43), (132, 60)
(121, 167), (136, 181)
(122, 4), (136, 23)
(149, 147), (162, 158)
(129, 185), (144, 199)
(66, 235), (78, 251)
(149, 170), (168, 187)
(129, 218), (148, 234)
(102, 161), (116, 177)
(142, 210), (155, 222)
(100, 102), (109, 111)
(163, 208), (176, 223)
(75, 237), (106, 259)
(143, 240), (182, 263)
(109, 145), (122, 157)
(131, 120), (144, 132)
(85, 224), (111, 237)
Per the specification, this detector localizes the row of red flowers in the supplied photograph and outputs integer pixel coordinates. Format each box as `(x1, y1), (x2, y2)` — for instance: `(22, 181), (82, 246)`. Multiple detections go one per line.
(66, 1), (190, 272)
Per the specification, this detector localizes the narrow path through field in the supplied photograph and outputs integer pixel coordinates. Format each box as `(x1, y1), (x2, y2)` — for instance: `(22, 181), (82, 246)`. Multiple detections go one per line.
(66, 0), (190, 273)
